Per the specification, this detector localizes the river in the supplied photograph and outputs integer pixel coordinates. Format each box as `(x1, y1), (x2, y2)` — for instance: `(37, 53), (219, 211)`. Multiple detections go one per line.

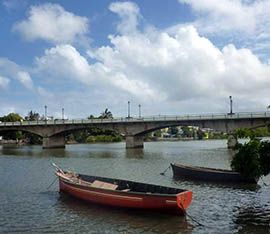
(0, 140), (270, 233)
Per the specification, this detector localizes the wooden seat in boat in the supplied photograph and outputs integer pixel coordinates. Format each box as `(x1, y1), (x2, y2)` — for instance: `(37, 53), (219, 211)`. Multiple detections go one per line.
(91, 180), (118, 190)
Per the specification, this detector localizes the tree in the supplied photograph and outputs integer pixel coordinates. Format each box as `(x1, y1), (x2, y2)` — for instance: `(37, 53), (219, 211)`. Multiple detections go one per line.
(0, 112), (22, 122)
(231, 139), (270, 178)
(153, 130), (162, 137)
(0, 113), (23, 140)
(99, 108), (113, 119)
(25, 110), (40, 121)
(197, 129), (206, 140)
(88, 114), (95, 119)
(168, 126), (178, 135)
(181, 126), (193, 138)
(234, 128), (253, 139)
(231, 139), (261, 178)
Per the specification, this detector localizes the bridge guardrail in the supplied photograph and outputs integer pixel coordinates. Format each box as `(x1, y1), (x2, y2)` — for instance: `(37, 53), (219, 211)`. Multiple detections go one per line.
(0, 111), (269, 126)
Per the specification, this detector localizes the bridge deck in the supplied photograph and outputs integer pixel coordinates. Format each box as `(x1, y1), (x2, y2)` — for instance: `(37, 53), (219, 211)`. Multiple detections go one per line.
(0, 112), (269, 126)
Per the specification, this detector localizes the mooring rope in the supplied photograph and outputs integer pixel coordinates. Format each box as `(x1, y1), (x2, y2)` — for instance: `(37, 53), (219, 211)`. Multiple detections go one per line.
(160, 165), (171, 175)
(47, 176), (58, 190)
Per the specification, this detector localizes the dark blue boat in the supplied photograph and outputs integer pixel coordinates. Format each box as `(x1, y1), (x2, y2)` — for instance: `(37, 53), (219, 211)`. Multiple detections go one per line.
(171, 163), (258, 184)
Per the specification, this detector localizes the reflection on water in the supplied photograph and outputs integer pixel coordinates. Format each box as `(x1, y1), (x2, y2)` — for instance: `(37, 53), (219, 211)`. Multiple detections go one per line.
(1, 140), (270, 233)
(125, 148), (144, 159)
(58, 192), (193, 234)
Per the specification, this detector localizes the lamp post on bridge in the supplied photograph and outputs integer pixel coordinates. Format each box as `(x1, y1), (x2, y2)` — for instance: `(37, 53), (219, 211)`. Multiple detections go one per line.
(229, 96), (233, 115)
(128, 101), (130, 118)
(62, 108), (64, 120)
(138, 104), (141, 118)
(44, 105), (47, 123)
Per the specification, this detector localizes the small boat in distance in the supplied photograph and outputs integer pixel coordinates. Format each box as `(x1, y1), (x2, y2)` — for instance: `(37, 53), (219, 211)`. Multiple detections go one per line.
(53, 164), (192, 215)
(171, 163), (258, 184)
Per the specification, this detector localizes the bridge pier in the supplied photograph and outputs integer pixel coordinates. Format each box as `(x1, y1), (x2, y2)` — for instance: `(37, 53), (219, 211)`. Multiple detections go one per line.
(126, 135), (144, 149)
(42, 135), (65, 149)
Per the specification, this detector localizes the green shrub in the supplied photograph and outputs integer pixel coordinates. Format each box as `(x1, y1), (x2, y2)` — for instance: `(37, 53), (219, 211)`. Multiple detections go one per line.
(231, 139), (270, 178)
(259, 141), (270, 176)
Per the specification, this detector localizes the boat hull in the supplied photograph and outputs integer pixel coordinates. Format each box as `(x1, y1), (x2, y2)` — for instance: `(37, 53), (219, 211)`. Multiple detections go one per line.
(58, 173), (192, 215)
(171, 163), (258, 184)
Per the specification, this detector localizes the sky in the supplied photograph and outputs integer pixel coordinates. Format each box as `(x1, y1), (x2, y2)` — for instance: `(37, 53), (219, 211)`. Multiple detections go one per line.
(0, 0), (270, 119)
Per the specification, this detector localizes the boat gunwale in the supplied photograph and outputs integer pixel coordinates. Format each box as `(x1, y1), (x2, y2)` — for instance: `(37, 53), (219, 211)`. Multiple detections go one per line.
(171, 163), (240, 174)
(57, 172), (186, 197)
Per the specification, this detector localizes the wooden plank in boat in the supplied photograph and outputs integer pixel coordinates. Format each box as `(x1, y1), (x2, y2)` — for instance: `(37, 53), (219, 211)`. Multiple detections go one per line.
(91, 180), (118, 190)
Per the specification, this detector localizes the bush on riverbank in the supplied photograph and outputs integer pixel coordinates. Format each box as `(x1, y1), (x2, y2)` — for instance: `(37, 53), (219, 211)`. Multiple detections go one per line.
(231, 139), (270, 178)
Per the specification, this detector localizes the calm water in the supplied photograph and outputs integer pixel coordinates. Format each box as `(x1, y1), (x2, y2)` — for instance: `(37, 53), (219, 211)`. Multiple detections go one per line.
(0, 140), (270, 234)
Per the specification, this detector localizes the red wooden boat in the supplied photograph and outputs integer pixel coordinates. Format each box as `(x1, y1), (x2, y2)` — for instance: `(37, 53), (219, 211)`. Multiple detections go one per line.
(53, 164), (192, 215)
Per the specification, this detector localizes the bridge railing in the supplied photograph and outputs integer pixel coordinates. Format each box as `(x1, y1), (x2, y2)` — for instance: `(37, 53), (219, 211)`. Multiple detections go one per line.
(0, 111), (269, 126)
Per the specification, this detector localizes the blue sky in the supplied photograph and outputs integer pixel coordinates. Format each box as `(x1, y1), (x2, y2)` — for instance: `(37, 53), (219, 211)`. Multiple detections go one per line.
(0, 0), (270, 119)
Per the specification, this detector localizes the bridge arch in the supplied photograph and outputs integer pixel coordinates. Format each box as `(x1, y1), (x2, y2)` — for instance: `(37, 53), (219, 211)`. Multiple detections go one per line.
(0, 128), (43, 138)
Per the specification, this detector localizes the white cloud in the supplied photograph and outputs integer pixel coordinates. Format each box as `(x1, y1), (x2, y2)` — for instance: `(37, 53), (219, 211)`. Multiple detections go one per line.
(13, 3), (89, 44)
(33, 22), (270, 113)
(35, 44), (93, 84)
(17, 71), (33, 89)
(0, 58), (35, 90)
(2, 1), (270, 116)
(178, 0), (270, 58)
(178, 0), (270, 34)
(35, 44), (162, 101)
(179, 0), (256, 34)
(109, 1), (140, 34)
(0, 76), (10, 89)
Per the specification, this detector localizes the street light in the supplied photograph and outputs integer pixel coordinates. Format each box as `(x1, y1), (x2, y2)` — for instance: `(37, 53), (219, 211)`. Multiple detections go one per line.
(229, 96), (233, 115)
(128, 101), (130, 118)
(62, 108), (64, 120)
(138, 104), (141, 118)
(44, 105), (47, 119)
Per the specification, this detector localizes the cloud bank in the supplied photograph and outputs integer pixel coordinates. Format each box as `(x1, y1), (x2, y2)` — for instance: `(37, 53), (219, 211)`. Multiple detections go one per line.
(1, 1), (270, 117)
(13, 3), (89, 44)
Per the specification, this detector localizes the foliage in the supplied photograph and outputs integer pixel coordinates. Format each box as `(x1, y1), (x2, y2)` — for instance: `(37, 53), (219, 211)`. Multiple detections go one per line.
(259, 141), (270, 176)
(25, 110), (40, 121)
(0, 113), (23, 140)
(0, 112), (22, 122)
(99, 108), (113, 119)
(168, 126), (178, 135)
(234, 128), (253, 139)
(207, 132), (227, 139)
(231, 139), (270, 178)
(234, 127), (270, 139)
(88, 115), (95, 119)
(69, 126), (122, 143)
(197, 129), (206, 140)
(181, 126), (193, 138)
(24, 133), (42, 144)
(153, 130), (162, 137)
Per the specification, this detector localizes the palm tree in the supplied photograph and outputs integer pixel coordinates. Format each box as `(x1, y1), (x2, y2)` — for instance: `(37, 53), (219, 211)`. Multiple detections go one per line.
(99, 108), (113, 119)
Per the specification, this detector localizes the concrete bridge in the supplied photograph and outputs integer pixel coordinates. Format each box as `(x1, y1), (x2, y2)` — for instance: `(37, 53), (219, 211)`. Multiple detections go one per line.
(0, 112), (269, 149)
